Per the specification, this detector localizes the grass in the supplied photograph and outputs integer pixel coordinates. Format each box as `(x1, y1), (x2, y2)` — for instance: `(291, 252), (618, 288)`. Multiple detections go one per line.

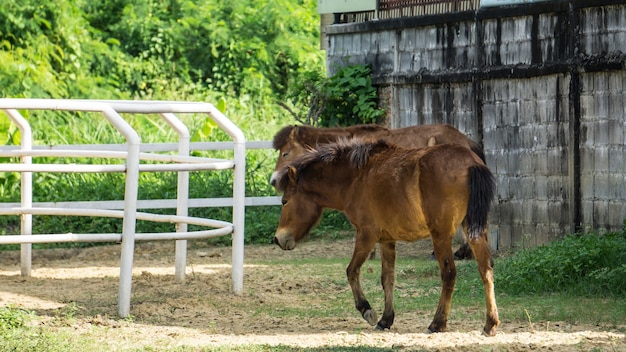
(192, 233), (624, 330)
(0, 306), (99, 351)
(141, 347), (397, 352)
(495, 231), (626, 297)
(1, 231), (625, 351)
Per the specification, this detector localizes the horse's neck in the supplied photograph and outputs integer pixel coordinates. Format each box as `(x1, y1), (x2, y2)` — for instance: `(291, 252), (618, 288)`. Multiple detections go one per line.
(297, 128), (351, 147)
(305, 165), (358, 209)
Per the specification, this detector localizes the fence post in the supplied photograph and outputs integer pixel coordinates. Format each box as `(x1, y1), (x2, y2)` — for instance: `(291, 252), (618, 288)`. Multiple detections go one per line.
(5, 109), (33, 276)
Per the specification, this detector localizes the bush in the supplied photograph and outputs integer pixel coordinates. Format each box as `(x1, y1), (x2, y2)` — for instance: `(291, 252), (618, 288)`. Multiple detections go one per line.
(284, 64), (385, 127)
(318, 64), (385, 127)
(496, 230), (626, 297)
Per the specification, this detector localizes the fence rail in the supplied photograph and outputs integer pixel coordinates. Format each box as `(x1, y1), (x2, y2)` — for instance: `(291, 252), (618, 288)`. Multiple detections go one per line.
(0, 99), (252, 318)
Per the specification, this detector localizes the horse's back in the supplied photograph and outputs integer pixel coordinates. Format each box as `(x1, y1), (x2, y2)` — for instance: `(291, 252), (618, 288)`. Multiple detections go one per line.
(353, 144), (481, 241)
(378, 124), (484, 161)
(276, 123), (482, 158)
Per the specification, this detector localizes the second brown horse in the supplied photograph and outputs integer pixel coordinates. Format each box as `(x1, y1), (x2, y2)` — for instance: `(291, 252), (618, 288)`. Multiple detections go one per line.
(270, 123), (484, 190)
(273, 139), (500, 336)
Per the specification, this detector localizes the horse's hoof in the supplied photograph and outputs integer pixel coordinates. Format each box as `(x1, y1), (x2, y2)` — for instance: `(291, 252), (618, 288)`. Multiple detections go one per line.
(427, 323), (446, 333)
(482, 326), (497, 337)
(363, 309), (378, 326)
(375, 323), (390, 331)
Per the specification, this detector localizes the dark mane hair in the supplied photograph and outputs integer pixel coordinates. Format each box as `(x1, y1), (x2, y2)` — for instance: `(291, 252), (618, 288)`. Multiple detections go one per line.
(272, 124), (390, 150)
(272, 125), (295, 150)
(276, 138), (394, 190)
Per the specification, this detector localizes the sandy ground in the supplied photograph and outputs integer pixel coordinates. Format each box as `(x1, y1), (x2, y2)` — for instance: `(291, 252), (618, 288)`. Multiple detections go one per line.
(0, 238), (624, 351)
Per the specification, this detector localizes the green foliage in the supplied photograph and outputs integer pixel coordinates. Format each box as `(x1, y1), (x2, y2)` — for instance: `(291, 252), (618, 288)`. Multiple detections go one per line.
(319, 64), (385, 127)
(80, 0), (324, 100)
(0, 0), (328, 245)
(285, 64), (385, 127)
(0, 0), (324, 101)
(496, 231), (626, 296)
(0, 0), (127, 99)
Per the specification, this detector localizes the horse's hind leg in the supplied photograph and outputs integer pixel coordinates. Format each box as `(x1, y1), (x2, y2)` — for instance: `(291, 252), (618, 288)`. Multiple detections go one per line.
(428, 233), (456, 333)
(347, 235), (378, 326)
(468, 233), (500, 336)
(376, 242), (396, 330)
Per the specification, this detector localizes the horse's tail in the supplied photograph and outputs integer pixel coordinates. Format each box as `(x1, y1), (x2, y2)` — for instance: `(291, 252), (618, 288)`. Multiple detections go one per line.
(465, 164), (496, 240)
(469, 141), (486, 163)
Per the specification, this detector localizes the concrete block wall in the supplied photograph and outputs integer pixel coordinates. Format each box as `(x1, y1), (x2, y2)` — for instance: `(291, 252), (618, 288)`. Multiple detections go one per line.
(324, 0), (626, 249)
(579, 5), (626, 55)
(482, 75), (571, 248)
(579, 71), (626, 232)
(394, 83), (481, 141)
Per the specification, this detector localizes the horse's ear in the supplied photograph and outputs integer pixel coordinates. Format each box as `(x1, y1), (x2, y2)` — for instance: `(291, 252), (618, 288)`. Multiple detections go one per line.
(289, 126), (299, 139)
(288, 127), (305, 148)
(287, 166), (298, 182)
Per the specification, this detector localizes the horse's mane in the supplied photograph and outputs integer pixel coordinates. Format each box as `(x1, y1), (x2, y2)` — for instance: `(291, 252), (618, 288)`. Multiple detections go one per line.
(272, 125), (295, 150)
(272, 124), (389, 150)
(277, 138), (394, 189)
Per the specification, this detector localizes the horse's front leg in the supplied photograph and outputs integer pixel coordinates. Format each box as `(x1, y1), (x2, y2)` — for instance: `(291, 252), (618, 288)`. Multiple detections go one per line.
(347, 235), (378, 326)
(376, 241), (396, 330)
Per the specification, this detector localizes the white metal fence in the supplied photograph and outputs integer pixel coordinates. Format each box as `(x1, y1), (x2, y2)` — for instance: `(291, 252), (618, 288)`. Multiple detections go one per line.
(0, 98), (280, 317)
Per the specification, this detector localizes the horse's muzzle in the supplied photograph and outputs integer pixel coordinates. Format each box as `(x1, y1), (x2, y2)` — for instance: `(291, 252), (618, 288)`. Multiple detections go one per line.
(273, 231), (296, 250)
(269, 171), (280, 189)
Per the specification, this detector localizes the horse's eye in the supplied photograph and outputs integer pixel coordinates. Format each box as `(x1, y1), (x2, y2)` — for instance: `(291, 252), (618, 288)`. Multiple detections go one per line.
(282, 152), (289, 158)
(281, 199), (288, 206)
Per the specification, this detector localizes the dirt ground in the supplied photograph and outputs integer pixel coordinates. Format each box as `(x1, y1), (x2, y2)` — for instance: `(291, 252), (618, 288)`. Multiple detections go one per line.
(0, 238), (624, 351)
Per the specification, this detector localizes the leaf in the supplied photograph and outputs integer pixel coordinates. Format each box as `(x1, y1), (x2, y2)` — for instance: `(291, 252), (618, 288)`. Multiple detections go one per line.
(9, 128), (21, 146)
(106, 38), (121, 46)
(34, 15), (52, 30)
(216, 97), (227, 113)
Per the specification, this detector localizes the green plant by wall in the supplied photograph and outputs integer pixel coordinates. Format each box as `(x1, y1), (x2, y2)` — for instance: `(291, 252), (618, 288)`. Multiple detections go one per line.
(319, 64), (385, 127)
(495, 230), (626, 297)
(282, 64), (385, 127)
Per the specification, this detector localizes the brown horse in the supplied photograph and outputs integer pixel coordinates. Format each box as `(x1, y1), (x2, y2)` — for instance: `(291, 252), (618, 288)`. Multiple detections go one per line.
(271, 123), (483, 260)
(273, 139), (500, 336)
(270, 123), (484, 190)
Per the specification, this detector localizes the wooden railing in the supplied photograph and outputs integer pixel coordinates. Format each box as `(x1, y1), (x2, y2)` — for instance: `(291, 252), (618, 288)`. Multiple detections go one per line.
(328, 0), (481, 24)
(378, 0), (479, 18)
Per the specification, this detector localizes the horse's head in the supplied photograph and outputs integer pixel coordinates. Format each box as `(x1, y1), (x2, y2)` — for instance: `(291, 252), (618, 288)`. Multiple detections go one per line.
(273, 138), (392, 250)
(270, 126), (311, 191)
(270, 125), (385, 191)
(273, 166), (323, 250)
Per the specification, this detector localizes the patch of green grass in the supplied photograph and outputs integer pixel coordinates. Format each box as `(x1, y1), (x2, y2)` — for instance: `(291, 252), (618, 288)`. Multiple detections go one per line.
(453, 244), (626, 327)
(0, 306), (100, 352)
(138, 347), (398, 352)
(495, 294), (626, 327)
(0, 306), (29, 330)
(495, 231), (626, 297)
(337, 253), (626, 328)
